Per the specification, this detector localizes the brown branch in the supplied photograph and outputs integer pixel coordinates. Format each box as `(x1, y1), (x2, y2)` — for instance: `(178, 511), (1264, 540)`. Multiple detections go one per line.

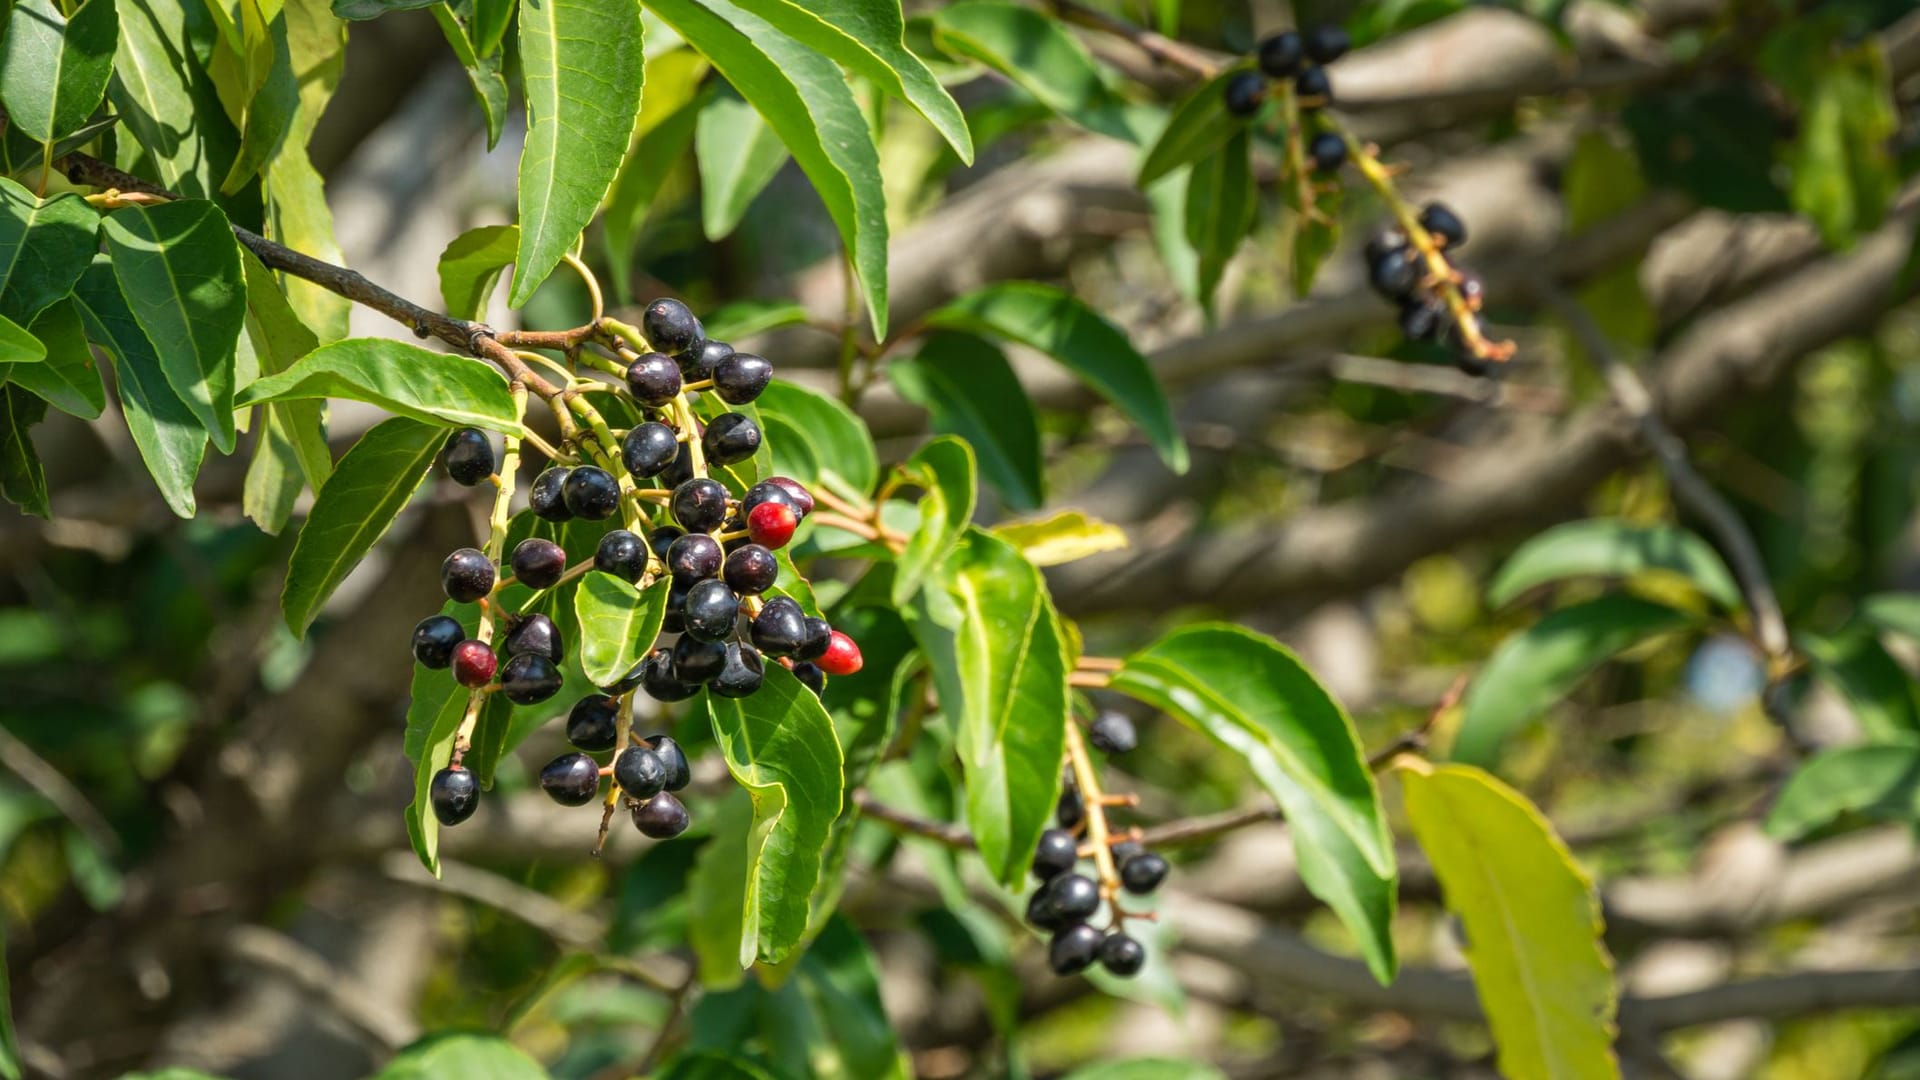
(1044, 0), (1223, 79)
(852, 789), (977, 849)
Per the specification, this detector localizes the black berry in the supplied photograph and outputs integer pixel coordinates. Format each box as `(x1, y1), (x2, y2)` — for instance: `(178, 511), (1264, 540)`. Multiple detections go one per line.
(751, 597), (808, 656)
(1032, 828), (1078, 880)
(640, 646), (699, 702)
(1256, 31), (1304, 78)
(792, 661), (825, 696)
(1303, 24), (1350, 64)
(1295, 66), (1331, 106)
(500, 653), (563, 705)
(1049, 924), (1102, 976)
(503, 612), (563, 663)
(723, 544), (778, 595)
(1097, 933), (1146, 977)
(614, 746), (668, 800)
(412, 614), (464, 668)
(1110, 840), (1145, 866)
(441, 548), (496, 603)
(642, 298), (704, 356)
(1120, 851), (1169, 895)
(1369, 246), (1420, 300)
(1457, 268), (1485, 307)
(1399, 298), (1446, 342)
(702, 412), (761, 466)
(1027, 888), (1071, 932)
(1088, 711), (1137, 755)
(452, 639), (495, 687)
(1043, 872), (1101, 923)
(683, 579), (740, 642)
(510, 537), (567, 590)
(1224, 71), (1266, 117)
(794, 616), (832, 662)
(562, 467), (621, 520)
(660, 441), (695, 487)
(1308, 131), (1346, 173)
(671, 479), (729, 533)
(604, 655), (649, 695)
(1420, 201), (1467, 249)
(1057, 786), (1085, 830)
(711, 353), (773, 405)
(673, 634), (728, 683)
(649, 525), (685, 560)
(430, 766), (480, 826)
(765, 477), (815, 517)
(623, 421), (681, 477)
(530, 468), (573, 521)
(711, 642), (765, 698)
(680, 338), (732, 379)
(631, 791), (690, 839)
(442, 428), (493, 486)
(648, 735), (692, 791)
(539, 752), (601, 806)
(1365, 228), (1409, 264)
(625, 352), (683, 407)
(667, 533), (721, 581)
(662, 579), (691, 635)
(567, 695), (620, 751)
(595, 529), (648, 583)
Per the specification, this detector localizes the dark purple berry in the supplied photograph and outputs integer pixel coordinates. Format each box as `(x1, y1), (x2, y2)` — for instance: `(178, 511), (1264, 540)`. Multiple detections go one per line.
(1420, 201), (1467, 249)
(682, 578), (740, 642)
(1295, 66), (1331, 107)
(452, 639), (495, 687)
(441, 548), (495, 603)
(1120, 851), (1169, 895)
(1088, 711), (1137, 755)
(631, 790), (690, 838)
(1032, 828), (1078, 880)
(1027, 887), (1071, 931)
(1308, 131), (1346, 173)
(623, 421), (681, 477)
(1043, 872), (1101, 923)
(642, 298), (704, 356)
(701, 412), (761, 465)
(641, 647), (698, 702)
(751, 597), (808, 657)
(562, 466), (620, 520)
(510, 537), (566, 590)
(430, 766), (480, 825)
(1369, 246), (1420, 300)
(711, 352), (773, 405)
(667, 533), (723, 582)
(604, 655), (650, 695)
(793, 661), (825, 696)
(1057, 786), (1085, 830)
(671, 478), (729, 533)
(503, 612), (563, 663)
(660, 440), (694, 487)
(614, 746), (668, 800)
(723, 545), (778, 595)
(1399, 298), (1447, 342)
(673, 634), (728, 683)
(662, 578), (691, 635)
(1097, 933), (1146, 976)
(500, 652), (563, 705)
(649, 525), (685, 561)
(741, 480), (798, 517)
(1224, 71), (1266, 117)
(442, 428), (493, 486)
(1049, 924), (1102, 976)
(539, 752), (601, 806)
(711, 642), (764, 698)
(1303, 24), (1350, 64)
(412, 614), (464, 668)
(625, 352), (682, 407)
(647, 735), (691, 791)
(530, 468), (573, 521)
(765, 477), (815, 517)
(595, 529), (648, 583)
(1365, 228), (1408, 264)
(795, 616), (832, 662)
(1257, 31), (1304, 78)
(567, 695), (620, 751)
(680, 338), (732, 379)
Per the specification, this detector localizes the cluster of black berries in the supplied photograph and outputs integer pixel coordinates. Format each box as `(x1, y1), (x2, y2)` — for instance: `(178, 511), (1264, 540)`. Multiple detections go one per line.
(1024, 712), (1167, 978)
(1362, 204), (1489, 371)
(1224, 25), (1350, 169)
(542, 703), (696, 839)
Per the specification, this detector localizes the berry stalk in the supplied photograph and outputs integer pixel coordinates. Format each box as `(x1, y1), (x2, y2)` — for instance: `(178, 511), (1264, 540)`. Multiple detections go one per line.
(1063, 720), (1122, 909)
(454, 383), (529, 760)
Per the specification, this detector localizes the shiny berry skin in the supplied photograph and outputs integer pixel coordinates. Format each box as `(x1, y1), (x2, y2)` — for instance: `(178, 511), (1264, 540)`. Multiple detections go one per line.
(595, 529), (648, 583)
(795, 616), (833, 662)
(649, 735), (692, 791)
(441, 548), (496, 603)
(442, 428), (493, 486)
(1049, 924), (1103, 976)
(1369, 247), (1420, 300)
(500, 653), (564, 705)
(702, 412), (761, 466)
(1399, 298), (1446, 342)
(614, 747), (668, 800)
(724, 544), (778, 595)
(1257, 31), (1304, 78)
(1043, 873), (1101, 923)
(1223, 71), (1266, 117)
(625, 352), (683, 407)
(1303, 23), (1350, 64)
(1295, 66), (1332, 106)
(1120, 851), (1169, 895)
(1457, 268), (1485, 308)
(793, 661), (825, 696)
(1056, 786), (1085, 830)
(1098, 933), (1146, 977)
(746, 502), (798, 550)
(1088, 711), (1137, 755)
(765, 477), (815, 517)
(1027, 887), (1071, 931)
(562, 466), (621, 520)
(451, 639), (496, 687)
(818, 631), (862, 676)
(640, 647), (699, 702)
(539, 752), (602, 806)
(1420, 201), (1467, 249)
(673, 634), (728, 683)
(504, 613), (563, 663)
(430, 766), (480, 826)
(671, 479), (730, 533)
(604, 655), (649, 695)
(1365, 228), (1408, 264)
(530, 468), (573, 522)
(751, 597), (808, 656)
(623, 421), (681, 477)
(412, 614), (464, 668)
(642, 298), (705, 356)
(680, 338), (733, 379)
(510, 537), (567, 590)
(660, 441), (695, 487)
(667, 533), (722, 581)
(1110, 840), (1145, 866)
(662, 579), (691, 635)
(649, 525), (685, 560)
(682, 579), (740, 642)
(712, 642), (765, 698)
(711, 352), (773, 405)
(1308, 132), (1346, 173)
(567, 695), (620, 751)
(741, 480), (797, 517)
(632, 791), (691, 839)
(1032, 828), (1078, 880)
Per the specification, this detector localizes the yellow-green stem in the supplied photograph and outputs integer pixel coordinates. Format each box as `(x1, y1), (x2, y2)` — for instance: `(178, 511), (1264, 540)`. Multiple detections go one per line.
(1064, 721), (1120, 898)
(456, 383), (528, 756)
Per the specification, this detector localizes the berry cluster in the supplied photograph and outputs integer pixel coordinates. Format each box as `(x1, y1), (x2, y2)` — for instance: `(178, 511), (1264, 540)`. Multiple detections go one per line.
(1225, 24), (1350, 157)
(1362, 203), (1491, 372)
(1024, 711), (1167, 978)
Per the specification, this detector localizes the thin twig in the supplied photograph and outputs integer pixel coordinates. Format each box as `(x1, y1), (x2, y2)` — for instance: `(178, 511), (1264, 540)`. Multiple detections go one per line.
(853, 789), (977, 849)
(1045, 0), (1223, 79)
(0, 724), (119, 855)
(224, 925), (419, 1051)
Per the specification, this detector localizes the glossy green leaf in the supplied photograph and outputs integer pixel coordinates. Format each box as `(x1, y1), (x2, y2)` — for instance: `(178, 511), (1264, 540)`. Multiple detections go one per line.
(433, 3), (510, 149)
(0, 0), (117, 145)
(575, 573), (670, 687)
(10, 300), (103, 419)
(991, 509), (1129, 567)
(792, 915), (912, 1080)
(0, 178), (100, 326)
(236, 337), (524, 433)
(211, 1), (299, 194)
(1799, 626), (1920, 739)
(0, 385), (48, 518)
(1113, 623), (1398, 982)
(930, 282), (1187, 473)
(1400, 761), (1621, 1080)
(1137, 66), (1246, 185)
(1861, 593), (1920, 643)
(1185, 127), (1255, 313)
(111, 0), (249, 206)
(753, 379), (878, 498)
(704, 663), (846, 967)
(1766, 743), (1920, 841)
(1488, 519), (1743, 610)
(74, 258), (207, 517)
(687, 788), (754, 988)
(887, 331), (1043, 511)
(370, 1031), (546, 1080)
(510, 0), (645, 305)
(402, 669), (490, 875)
(102, 201), (248, 452)
(929, 0), (1131, 142)
(438, 224), (519, 322)
(696, 87), (790, 240)
(240, 249), (329, 535)
(264, 0), (351, 342)
(893, 436), (975, 606)
(1062, 1060), (1227, 1080)
(647, 0), (890, 337)
(0, 114), (118, 179)
(1453, 596), (1696, 766)
(281, 417), (443, 636)
(0, 314), (45, 366)
(601, 47), (708, 301)
(907, 529), (1070, 888)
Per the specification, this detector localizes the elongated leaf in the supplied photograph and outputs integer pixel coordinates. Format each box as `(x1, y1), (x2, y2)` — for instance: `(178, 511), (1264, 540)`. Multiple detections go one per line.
(437, 223), (518, 321)
(929, 282), (1187, 473)
(696, 88), (790, 240)
(237, 337), (524, 433)
(705, 664), (845, 967)
(371, 1032), (546, 1080)
(753, 379), (878, 498)
(102, 201), (248, 452)
(1488, 519), (1742, 610)
(1112, 623), (1397, 982)
(240, 249), (329, 534)
(264, 0), (351, 342)
(1063, 1060), (1227, 1080)
(1862, 592), (1920, 642)
(793, 915), (912, 1080)
(1399, 761), (1621, 1080)
(510, 0), (644, 305)
(0, 314), (45, 366)
(602, 47), (709, 301)
(1185, 128), (1255, 313)
(992, 510), (1128, 567)
(433, 4), (509, 149)
(404, 673), (464, 873)
(687, 789), (754, 988)
(575, 573), (671, 687)
(1766, 743), (1920, 841)
(887, 331), (1043, 511)
(1138, 66), (1246, 186)
(11, 300), (103, 419)
(907, 529), (1070, 887)
(212, 1), (299, 194)
(281, 417), (443, 636)
(74, 258), (207, 517)
(0, 177), (100, 326)
(0, 385), (48, 517)
(0, 0), (117, 144)
(1453, 596), (1696, 766)
(333, 0), (442, 17)
(929, 1), (1131, 142)
(1800, 626), (1920, 739)
(659, 1052), (778, 1080)
(111, 0), (250, 209)
(648, 0), (890, 336)
(892, 436), (975, 606)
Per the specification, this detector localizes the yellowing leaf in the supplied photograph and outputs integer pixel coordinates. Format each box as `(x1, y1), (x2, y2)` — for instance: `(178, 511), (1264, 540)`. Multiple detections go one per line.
(993, 510), (1129, 567)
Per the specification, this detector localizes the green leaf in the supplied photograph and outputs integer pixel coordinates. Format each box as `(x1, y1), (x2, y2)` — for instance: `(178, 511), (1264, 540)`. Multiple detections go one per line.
(236, 337), (524, 433)
(437, 224), (519, 322)
(792, 915), (912, 1080)
(892, 436), (975, 607)
(370, 1032), (547, 1080)
(700, 299), (809, 341)
(0, 113), (117, 179)
(1861, 593), (1920, 643)
(0, 385), (48, 518)
(0, 314), (45, 366)
(1488, 519), (1743, 610)
(1799, 626), (1920, 739)
(111, 0), (249, 206)
(1185, 127), (1255, 314)
(887, 331), (1043, 511)
(239, 249), (329, 534)
(102, 201), (248, 452)
(1289, 184), (1340, 299)
(1062, 1060), (1228, 1080)
(929, 0), (1132, 142)
(929, 282), (1187, 473)
(1112, 623), (1398, 983)
(0, 922), (17, 1080)
(263, 0), (350, 342)
(658, 1052), (778, 1080)
(210, 1), (299, 194)
(0, 0), (117, 145)
(406, 681), (503, 875)
(1765, 743), (1920, 842)
(10, 300), (102, 418)
(991, 509), (1128, 567)
(0, 177), (100, 326)
(1454, 596), (1695, 765)
(1399, 761), (1621, 1080)
(574, 573), (671, 687)
(687, 789), (754, 988)
(753, 379), (879, 498)
(906, 529), (1070, 888)
(433, 3), (510, 149)
(696, 87), (790, 241)
(647, 0), (891, 337)
(510, 0), (645, 305)
(1764, 28), (1897, 249)
(281, 417), (443, 636)
(1137, 66), (1246, 186)
(704, 664), (846, 967)
(74, 258), (207, 517)
(333, 0), (442, 17)
(601, 46), (708, 301)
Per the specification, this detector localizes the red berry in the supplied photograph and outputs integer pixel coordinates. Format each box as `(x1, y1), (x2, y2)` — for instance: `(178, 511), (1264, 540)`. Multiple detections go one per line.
(451, 639), (496, 687)
(766, 476), (815, 517)
(817, 630), (862, 676)
(747, 501), (798, 549)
